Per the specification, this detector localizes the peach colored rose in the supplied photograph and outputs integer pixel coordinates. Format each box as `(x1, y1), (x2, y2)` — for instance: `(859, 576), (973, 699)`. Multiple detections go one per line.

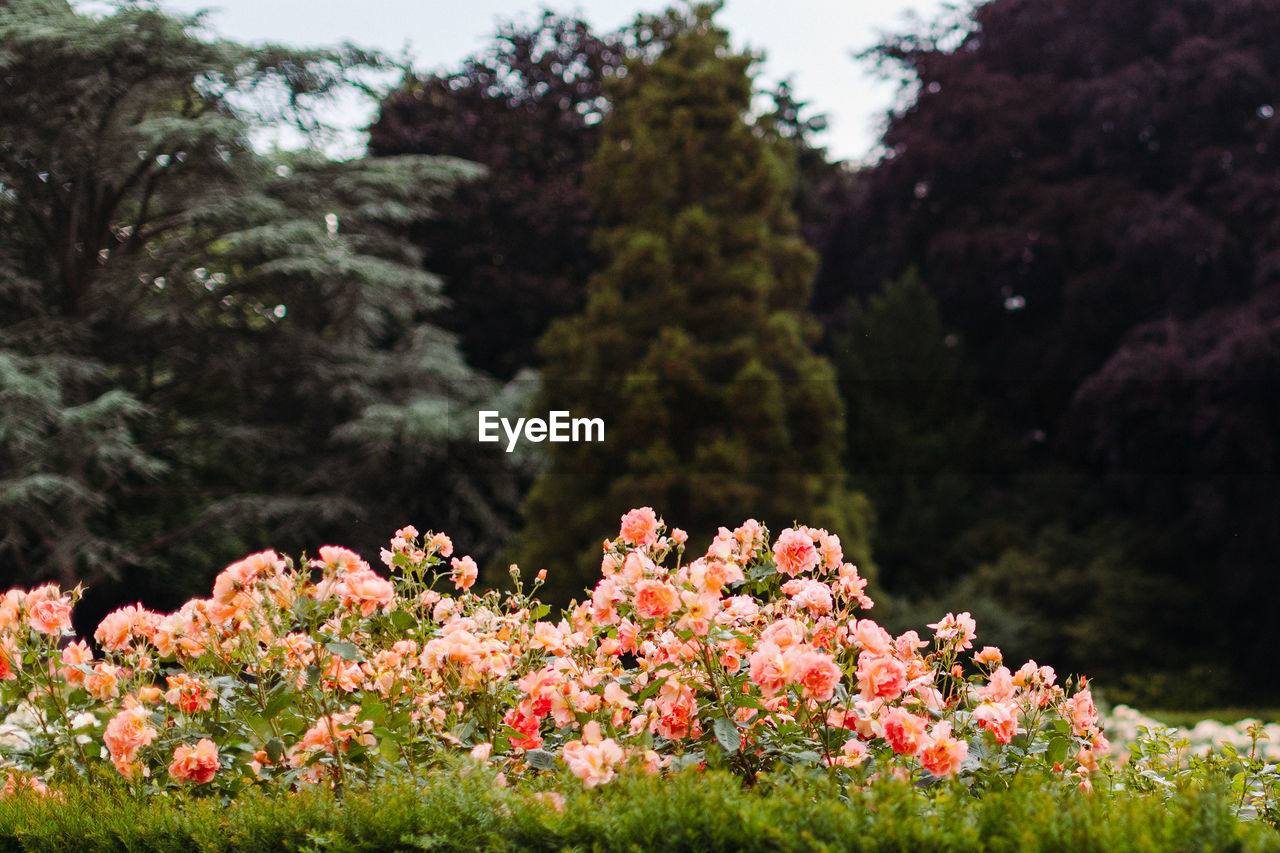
(880, 706), (928, 755)
(973, 701), (1019, 744)
(26, 585), (72, 635)
(94, 605), (156, 652)
(836, 737), (870, 767)
(920, 722), (968, 778)
(794, 648), (842, 703)
(856, 652), (907, 701)
(450, 556), (479, 590)
(563, 728), (624, 788)
(781, 578), (833, 615)
(974, 645), (1003, 667)
(974, 665), (1015, 703)
(103, 705), (157, 773)
(165, 674), (215, 715)
(760, 618), (806, 649)
(632, 579), (679, 621)
(533, 791), (566, 813)
(59, 640), (92, 687)
(748, 641), (789, 697)
(853, 619), (892, 655)
(169, 738), (219, 784)
(772, 528), (819, 577)
(619, 507), (660, 547)
(338, 567), (394, 616)
(927, 611), (977, 651)
(1062, 689), (1098, 736)
(426, 532), (453, 557)
(85, 663), (122, 702)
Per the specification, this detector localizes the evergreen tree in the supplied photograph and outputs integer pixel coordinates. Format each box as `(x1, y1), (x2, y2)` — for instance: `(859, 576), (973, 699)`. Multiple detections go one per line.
(832, 271), (993, 594)
(367, 13), (850, 382)
(0, 0), (520, 606)
(515, 3), (872, 601)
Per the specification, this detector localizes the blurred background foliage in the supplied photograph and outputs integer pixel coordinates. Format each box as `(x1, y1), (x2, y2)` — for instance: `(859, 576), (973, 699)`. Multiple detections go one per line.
(2, 0), (1277, 707)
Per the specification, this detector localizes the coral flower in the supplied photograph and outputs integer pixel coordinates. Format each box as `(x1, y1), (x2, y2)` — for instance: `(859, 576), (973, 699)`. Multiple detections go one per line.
(974, 665), (1015, 703)
(974, 701), (1019, 744)
(926, 611), (977, 651)
(165, 674), (215, 715)
(881, 706), (928, 755)
(25, 585), (72, 636)
(563, 722), (625, 788)
(856, 652), (907, 701)
(632, 579), (679, 621)
(781, 578), (833, 615)
(169, 738), (219, 784)
(920, 722), (968, 778)
(1062, 689), (1098, 736)
(772, 528), (820, 577)
(94, 604), (159, 652)
(426, 532), (453, 557)
(852, 619), (892, 655)
(619, 507), (660, 547)
(103, 705), (157, 774)
(59, 640), (92, 687)
(338, 567), (394, 616)
(450, 556), (479, 590)
(794, 648), (842, 702)
(84, 663), (122, 702)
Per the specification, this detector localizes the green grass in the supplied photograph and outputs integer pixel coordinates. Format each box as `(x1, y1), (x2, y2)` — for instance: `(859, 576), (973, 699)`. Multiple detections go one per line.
(0, 768), (1276, 852)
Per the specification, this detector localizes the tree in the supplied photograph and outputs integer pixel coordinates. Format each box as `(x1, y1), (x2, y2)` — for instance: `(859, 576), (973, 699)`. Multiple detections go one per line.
(514, 3), (873, 602)
(831, 271), (993, 594)
(0, 0), (520, 610)
(817, 0), (1280, 434)
(368, 12), (624, 379)
(367, 11), (851, 381)
(814, 0), (1280, 700)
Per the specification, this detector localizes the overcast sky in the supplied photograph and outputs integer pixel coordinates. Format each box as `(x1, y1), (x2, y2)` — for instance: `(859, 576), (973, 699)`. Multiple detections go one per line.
(77, 0), (964, 162)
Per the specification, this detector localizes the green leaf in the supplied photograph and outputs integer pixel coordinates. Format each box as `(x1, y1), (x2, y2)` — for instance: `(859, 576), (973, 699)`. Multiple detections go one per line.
(265, 737), (285, 764)
(525, 749), (556, 771)
(530, 604), (551, 620)
(323, 641), (362, 661)
(713, 717), (740, 754)
(1046, 736), (1069, 767)
(389, 610), (416, 631)
(451, 718), (477, 742)
(262, 686), (295, 721)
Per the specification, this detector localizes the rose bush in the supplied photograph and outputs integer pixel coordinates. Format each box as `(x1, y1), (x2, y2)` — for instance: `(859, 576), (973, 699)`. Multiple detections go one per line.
(0, 512), (1112, 798)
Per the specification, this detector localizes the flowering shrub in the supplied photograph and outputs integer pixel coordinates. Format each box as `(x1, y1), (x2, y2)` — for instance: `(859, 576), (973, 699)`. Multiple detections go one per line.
(0, 511), (1111, 797)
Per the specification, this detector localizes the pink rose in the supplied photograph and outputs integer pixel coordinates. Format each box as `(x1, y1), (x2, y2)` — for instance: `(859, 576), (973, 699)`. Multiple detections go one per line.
(26, 585), (72, 636)
(772, 528), (820, 577)
(169, 738), (219, 784)
(619, 507), (660, 547)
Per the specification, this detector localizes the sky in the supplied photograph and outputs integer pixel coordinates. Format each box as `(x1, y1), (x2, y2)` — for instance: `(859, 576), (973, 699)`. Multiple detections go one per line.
(76, 0), (963, 162)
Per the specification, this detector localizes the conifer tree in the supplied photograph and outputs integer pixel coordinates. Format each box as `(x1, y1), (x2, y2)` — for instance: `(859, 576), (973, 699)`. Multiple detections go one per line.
(515, 3), (872, 601)
(0, 0), (521, 603)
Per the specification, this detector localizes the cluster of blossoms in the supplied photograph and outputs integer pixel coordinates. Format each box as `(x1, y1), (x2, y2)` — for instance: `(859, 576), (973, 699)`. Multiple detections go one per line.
(0, 511), (1108, 796)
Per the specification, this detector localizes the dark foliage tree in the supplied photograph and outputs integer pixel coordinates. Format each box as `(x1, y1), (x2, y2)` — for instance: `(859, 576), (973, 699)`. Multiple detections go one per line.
(819, 0), (1280, 433)
(513, 4), (873, 602)
(0, 0), (521, 613)
(368, 12), (624, 379)
(831, 271), (993, 593)
(1062, 291), (1280, 685)
(817, 0), (1280, 699)
(367, 11), (850, 381)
